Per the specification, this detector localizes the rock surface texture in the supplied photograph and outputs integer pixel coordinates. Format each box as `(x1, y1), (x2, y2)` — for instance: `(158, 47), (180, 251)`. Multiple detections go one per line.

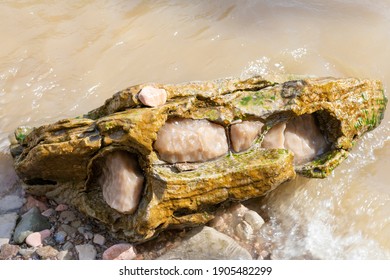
(10, 76), (387, 243)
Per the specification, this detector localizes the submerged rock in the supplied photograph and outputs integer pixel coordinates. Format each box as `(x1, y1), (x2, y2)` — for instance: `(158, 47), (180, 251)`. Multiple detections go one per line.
(158, 226), (252, 260)
(10, 76), (387, 243)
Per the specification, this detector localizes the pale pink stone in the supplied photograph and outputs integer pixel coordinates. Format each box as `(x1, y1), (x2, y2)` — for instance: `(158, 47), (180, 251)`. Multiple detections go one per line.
(25, 229), (51, 247)
(154, 118), (228, 163)
(55, 204), (68, 212)
(41, 208), (55, 217)
(93, 234), (105, 246)
(22, 195), (48, 213)
(102, 243), (137, 260)
(138, 86), (167, 107)
(230, 121), (264, 152)
(99, 151), (144, 214)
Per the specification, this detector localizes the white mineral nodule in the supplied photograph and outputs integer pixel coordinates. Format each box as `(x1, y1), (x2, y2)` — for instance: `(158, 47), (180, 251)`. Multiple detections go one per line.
(138, 86), (167, 107)
(99, 151), (144, 214)
(261, 114), (329, 164)
(154, 118), (228, 163)
(230, 121), (264, 152)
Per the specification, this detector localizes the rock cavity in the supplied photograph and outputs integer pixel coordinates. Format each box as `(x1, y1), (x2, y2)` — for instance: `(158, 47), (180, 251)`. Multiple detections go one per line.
(262, 114), (329, 164)
(154, 118), (228, 163)
(230, 121), (264, 152)
(99, 151), (144, 214)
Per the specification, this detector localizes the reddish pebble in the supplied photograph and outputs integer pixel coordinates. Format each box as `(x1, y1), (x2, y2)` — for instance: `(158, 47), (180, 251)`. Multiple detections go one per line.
(22, 195), (48, 213)
(102, 243), (136, 260)
(25, 229), (51, 247)
(55, 204), (68, 212)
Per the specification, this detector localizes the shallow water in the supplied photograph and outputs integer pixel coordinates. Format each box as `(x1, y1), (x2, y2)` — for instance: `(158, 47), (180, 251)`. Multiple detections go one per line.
(0, 0), (389, 259)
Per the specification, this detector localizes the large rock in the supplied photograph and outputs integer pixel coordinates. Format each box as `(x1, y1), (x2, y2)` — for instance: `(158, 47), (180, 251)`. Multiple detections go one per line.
(158, 226), (252, 260)
(13, 207), (51, 244)
(0, 212), (18, 246)
(9, 76), (387, 243)
(0, 195), (24, 214)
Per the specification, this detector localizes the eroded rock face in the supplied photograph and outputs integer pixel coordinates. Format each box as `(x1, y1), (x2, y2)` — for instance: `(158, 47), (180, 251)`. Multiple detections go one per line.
(154, 118), (228, 163)
(230, 121), (264, 152)
(10, 76), (387, 243)
(99, 151), (144, 214)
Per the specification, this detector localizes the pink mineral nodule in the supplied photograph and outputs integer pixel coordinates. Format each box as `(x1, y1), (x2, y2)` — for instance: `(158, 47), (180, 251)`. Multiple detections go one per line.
(261, 114), (329, 164)
(154, 118), (229, 163)
(230, 120), (264, 152)
(138, 86), (167, 107)
(99, 151), (144, 214)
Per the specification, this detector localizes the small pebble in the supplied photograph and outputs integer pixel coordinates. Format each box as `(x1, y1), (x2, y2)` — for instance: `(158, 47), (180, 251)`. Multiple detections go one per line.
(56, 250), (74, 260)
(84, 231), (93, 240)
(103, 243), (137, 260)
(59, 211), (76, 224)
(75, 244), (97, 260)
(54, 231), (67, 244)
(70, 220), (82, 228)
(18, 248), (36, 259)
(41, 208), (56, 217)
(62, 241), (74, 251)
(59, 224), (77, 236)
(55, 204), (68, 212)
(36, 245), (59, 259)
(78, 226), (85, 234)
(138, 86), (167, 107)
(93, 234), (105, 246)
(25, 229), (51, 247)
(0, 244), (20, 260)
(21, 195), (48, 213)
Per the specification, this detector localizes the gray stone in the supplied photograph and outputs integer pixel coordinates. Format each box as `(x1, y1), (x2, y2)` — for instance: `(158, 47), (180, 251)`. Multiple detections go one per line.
(18, 247), (36, 259)
(75, 244), (97, 260)
(56, 250), (74, 260)
(41, 208), (56, 217)
(0, 244), (20, 260)
(77, 226), (85, 234)
(13, 207), (51, 244)
(54, 231), (67, 244)
(59, 224), (77, 236)
(158, 226), (252, 260)
(93, 234), (105, 246)
(84, 231), (93, 240)
(70, 220), (82, 228)
(59, 210), (76, 224)
(0, 195), (24, 214)
(0, 212), (18, 246)
(62, 241), (74, 251)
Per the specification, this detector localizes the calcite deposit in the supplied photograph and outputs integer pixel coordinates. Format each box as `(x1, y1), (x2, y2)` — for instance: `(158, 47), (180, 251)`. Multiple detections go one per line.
(154, 118), (228, 163)
(10, 76), (387, 242)
(230, 121), (264, 152)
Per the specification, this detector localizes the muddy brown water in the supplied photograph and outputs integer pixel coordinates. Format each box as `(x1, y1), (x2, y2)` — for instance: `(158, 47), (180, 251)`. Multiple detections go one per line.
(1, 0), (389, 259)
